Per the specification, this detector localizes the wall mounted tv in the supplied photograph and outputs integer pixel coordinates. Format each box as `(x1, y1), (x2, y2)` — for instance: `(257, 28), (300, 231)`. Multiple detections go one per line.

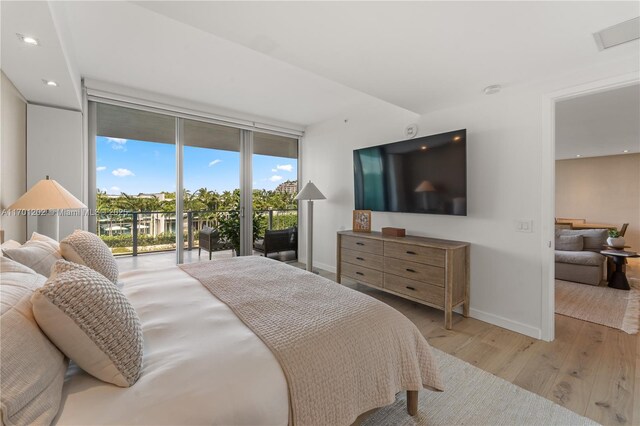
(354, 129), (467, 216)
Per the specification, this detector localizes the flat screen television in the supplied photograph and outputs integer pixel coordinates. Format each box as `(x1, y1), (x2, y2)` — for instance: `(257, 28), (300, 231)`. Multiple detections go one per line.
(354, 129), (467, 216)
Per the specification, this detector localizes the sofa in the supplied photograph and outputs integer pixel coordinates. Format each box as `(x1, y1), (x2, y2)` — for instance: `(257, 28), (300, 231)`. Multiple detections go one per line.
(555, 229), (607, 286)
(254, 227), (297, 259)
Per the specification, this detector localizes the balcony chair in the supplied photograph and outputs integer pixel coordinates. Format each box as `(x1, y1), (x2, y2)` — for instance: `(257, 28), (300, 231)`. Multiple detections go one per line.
(198, 226), (227, 260)
(254, 227), (297, 260)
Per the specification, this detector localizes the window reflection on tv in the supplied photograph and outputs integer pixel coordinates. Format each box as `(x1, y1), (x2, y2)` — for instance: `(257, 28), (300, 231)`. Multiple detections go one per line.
(353, 129), (467, 216)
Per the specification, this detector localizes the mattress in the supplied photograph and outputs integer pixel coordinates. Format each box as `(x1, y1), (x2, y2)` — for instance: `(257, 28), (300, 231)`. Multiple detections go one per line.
(54, 265), (289, 425)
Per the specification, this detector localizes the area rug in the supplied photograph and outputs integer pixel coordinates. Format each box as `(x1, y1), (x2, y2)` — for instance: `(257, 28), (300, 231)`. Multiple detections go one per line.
(555, 278), (639, 334)
(361, 348), (597, 425)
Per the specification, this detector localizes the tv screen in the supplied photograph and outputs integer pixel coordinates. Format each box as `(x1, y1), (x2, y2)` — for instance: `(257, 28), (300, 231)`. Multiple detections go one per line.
(354, 129), (467, 216)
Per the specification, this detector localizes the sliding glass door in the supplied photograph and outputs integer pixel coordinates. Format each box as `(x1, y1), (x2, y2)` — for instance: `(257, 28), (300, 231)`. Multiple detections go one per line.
(89, 100), (298, 263)
(181, 119), (241, 260)
(92, 103), (177, 256)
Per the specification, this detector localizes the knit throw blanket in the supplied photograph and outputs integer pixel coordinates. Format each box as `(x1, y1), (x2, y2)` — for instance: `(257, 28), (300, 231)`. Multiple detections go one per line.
(180, 257), (443, 426)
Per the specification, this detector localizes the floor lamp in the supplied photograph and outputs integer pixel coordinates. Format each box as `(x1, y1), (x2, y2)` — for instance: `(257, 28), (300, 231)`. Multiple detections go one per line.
(295, 181), (326, 272)
(7, 176), (87, 241)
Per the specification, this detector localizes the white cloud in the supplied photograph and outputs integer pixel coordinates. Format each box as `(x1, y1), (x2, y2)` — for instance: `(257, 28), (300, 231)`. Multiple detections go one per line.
(106, 137), (127, 151)
(274, 164), (293, 172)
(269, 175), (283, 182)
(112, 168), (135, 177)
(96, 166), (107, 172)
(110, 186), (121, 193)
(208, 159), (222, 167)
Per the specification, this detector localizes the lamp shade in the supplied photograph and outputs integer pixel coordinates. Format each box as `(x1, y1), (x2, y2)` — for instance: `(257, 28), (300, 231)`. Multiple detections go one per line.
(295, 181), (326, 201)
(415, 180), (436, 192)
(7, 177), (87, 210)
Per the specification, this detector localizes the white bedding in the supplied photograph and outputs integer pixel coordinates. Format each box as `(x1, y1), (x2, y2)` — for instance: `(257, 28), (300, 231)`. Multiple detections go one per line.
(54, 266), (289, 425)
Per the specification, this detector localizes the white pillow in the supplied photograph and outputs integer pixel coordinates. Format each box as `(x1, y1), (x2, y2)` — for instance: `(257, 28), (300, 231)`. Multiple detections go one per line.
(0, 240), (22, 256)
(0, 257), (68, 425)
(2, 240), (62, 277)
(30, 231), (59, 248)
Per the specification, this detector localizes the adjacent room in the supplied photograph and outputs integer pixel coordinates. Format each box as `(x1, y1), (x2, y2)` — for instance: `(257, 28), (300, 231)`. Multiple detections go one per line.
(554, 83), (640, 335)
(1, 2), (639, 425)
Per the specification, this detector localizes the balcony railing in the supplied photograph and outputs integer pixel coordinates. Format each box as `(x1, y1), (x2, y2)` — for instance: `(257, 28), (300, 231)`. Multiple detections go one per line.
(97, 209), (297, 256)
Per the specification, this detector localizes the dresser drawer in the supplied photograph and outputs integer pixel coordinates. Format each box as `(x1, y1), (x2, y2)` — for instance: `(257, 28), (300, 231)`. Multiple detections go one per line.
(341, 262), (383, 288)
(384, 274), (444, 307)
(342, 248), (384, 272)
(384, 258), (445, 287)
(341, 235), (383, 255)
(384, 241), (445, 267)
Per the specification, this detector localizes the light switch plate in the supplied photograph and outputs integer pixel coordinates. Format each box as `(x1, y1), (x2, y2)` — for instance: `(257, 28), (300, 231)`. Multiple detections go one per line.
(516, 220), (533, 233)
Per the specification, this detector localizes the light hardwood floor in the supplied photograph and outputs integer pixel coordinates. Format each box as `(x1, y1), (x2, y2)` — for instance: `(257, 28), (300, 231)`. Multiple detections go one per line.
(117, 253), (638, 425)
(313, 262), (639, 426)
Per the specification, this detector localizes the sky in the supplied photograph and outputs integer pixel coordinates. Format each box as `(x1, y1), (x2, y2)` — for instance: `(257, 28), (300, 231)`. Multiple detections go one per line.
(96, 136), (297, 195)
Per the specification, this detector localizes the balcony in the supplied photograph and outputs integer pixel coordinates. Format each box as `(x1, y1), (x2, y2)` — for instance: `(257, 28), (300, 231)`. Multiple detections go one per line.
(97, 209), (297, 257)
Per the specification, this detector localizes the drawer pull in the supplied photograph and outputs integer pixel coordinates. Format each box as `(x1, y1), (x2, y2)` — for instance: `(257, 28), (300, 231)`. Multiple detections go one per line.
(406, 268), (416, 273)
(356, 257), (365, 261)
(406, 250), (417, 255)
(356, 242), (365, 246)
(406, 286), (416, 291)
(356, 272), (364, 276)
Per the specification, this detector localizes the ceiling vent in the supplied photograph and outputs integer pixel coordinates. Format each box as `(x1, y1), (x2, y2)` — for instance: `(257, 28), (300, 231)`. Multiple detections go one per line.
(593, 17), (640, 50)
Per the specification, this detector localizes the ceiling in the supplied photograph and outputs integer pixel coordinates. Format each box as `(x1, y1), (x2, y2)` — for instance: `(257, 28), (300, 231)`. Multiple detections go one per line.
(1, 1), (639, 127)
(556, 83), (640, 160)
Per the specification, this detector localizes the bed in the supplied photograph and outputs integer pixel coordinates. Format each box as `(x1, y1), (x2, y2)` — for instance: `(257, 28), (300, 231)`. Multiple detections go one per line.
(50, 257), (442, 425)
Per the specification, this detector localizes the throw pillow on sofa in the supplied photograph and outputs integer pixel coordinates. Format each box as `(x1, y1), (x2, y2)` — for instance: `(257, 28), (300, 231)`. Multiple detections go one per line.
(555, 235), (584, 251)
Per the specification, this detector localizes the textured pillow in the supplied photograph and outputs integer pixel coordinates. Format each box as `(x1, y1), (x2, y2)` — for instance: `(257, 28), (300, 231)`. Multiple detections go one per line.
(2, 239), (62, 277)
(32, 261), (143, 387)
(555, 235), (584, 251)
(0, 257), (68, 426)
(60, 230), (119, 284)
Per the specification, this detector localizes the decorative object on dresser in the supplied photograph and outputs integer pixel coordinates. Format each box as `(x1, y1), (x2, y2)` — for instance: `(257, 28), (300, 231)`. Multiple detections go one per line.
(352, 209), (372, 232)
(382, 227), (406, 237)
(6, 176), (86, 240)
(295, 181), (326, 272)
(336, 230), (470, 329)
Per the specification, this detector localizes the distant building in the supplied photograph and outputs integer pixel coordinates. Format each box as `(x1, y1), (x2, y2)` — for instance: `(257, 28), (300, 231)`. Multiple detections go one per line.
(275, 180), (298, 194)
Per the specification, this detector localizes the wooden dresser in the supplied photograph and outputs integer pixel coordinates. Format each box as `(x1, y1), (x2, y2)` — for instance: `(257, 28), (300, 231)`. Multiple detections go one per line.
(336, 230), (470, 329)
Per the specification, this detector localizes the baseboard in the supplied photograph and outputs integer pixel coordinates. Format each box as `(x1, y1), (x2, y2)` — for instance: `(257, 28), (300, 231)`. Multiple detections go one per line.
(314, 261), (336, 274)
(468, 308), (542, 339)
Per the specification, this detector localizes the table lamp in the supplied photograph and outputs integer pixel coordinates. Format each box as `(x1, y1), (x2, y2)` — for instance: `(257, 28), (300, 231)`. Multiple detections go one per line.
(295, 181), (326, 272)
(7, 176), (87, 240)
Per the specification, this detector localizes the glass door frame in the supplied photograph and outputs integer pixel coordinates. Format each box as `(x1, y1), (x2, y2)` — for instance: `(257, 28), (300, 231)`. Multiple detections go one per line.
(87, 96), (301, 264)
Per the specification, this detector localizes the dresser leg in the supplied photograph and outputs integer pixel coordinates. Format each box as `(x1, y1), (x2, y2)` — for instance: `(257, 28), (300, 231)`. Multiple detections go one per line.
(463, 301), (470, 318)
(444, 309), (452, 330)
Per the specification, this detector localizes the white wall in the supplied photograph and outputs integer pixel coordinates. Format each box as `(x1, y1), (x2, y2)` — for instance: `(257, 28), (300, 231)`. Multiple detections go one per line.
(556, 154), (640, 249)
(301, 60), (639, 339)
(27, 104), (83, 239)
(0, 71), (28, 242)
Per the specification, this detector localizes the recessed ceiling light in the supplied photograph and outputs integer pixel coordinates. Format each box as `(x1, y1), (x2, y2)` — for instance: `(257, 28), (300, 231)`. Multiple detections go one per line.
(483, 85), (501, 95)
(421, 146), (428, 150)
(623, 150), (630, 153)
(17, 33), (39, 46)
(42, 80), (58, 87)
(576, 154), (582, 158)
